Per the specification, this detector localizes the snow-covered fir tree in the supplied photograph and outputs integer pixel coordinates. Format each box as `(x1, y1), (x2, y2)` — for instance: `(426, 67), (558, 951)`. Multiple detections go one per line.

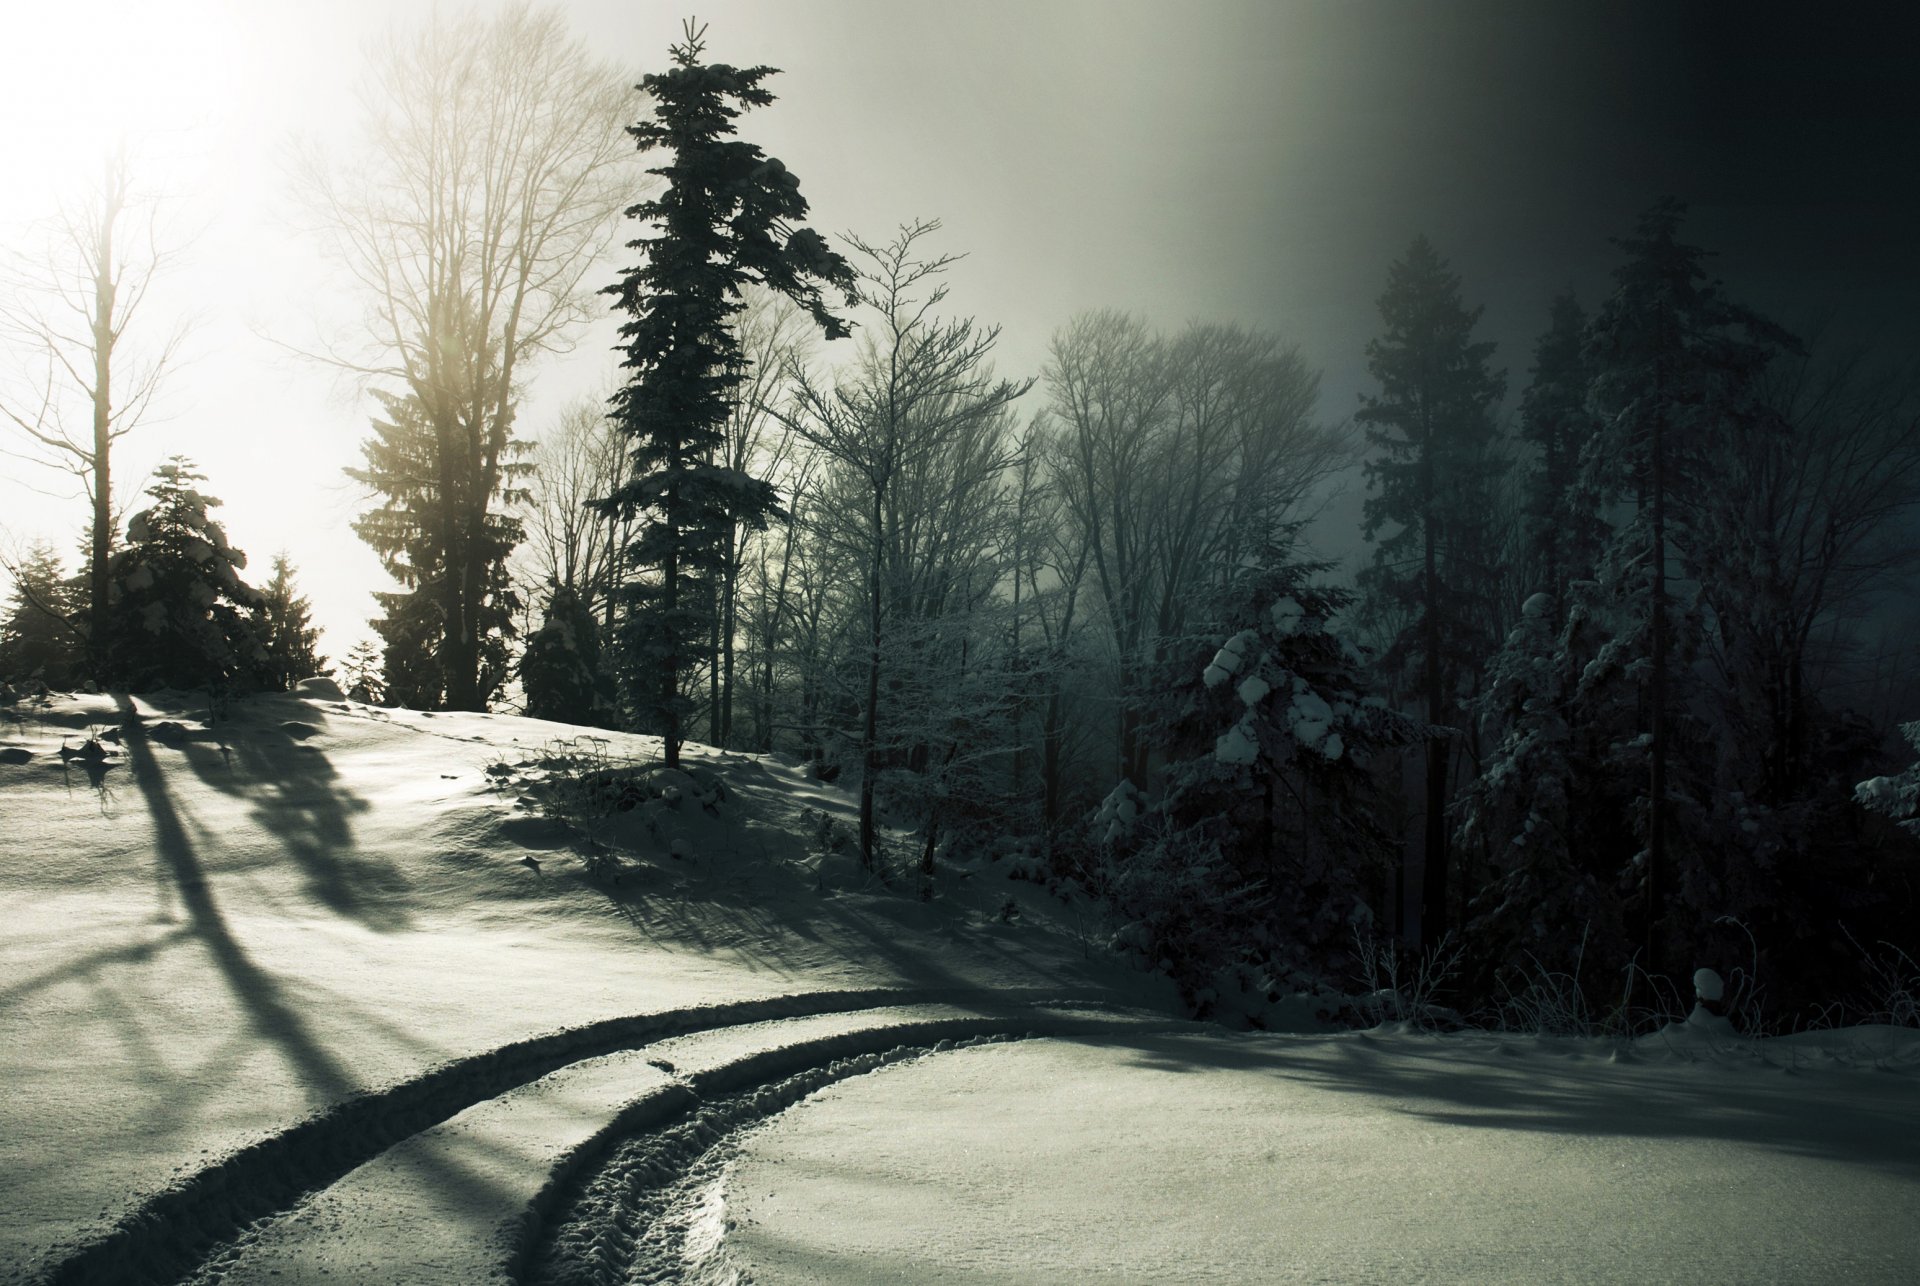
(255, 553), (327, 690)
(101, 459), (268, 694)
(0, 541), (83, 689)
(1098, 546), (1420, 1010)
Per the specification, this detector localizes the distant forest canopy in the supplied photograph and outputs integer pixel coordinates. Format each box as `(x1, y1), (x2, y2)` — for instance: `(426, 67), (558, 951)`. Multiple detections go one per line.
(4, 8), (1918, 1028)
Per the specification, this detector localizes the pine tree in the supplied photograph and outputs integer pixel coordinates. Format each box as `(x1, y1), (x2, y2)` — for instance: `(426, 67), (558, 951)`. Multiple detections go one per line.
(600, 20), (854, 767)
(101, 458), (268, 694)
(1355, 236), (1507, 946)
(1517, 292), (1605, 614)
(342, 639), (383, 704)
(256, 553), (327, 690)
(349, 388), (527, 711)
(1581, 198), (1797, 974)
(0, 541), (83, 688)
(520, 584), (610, 727)
(1106, 545), (1420, 1007)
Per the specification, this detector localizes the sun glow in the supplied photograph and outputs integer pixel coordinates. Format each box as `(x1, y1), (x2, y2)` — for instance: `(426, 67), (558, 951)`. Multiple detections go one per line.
(0, 0), (258, 220)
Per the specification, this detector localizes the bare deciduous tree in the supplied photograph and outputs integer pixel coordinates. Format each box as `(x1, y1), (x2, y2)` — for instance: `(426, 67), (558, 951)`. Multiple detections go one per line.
(782, 220), (1031, 872)
(1, 152), (186, 673)
(1045, 310), (1349, 786)
(299, 2), (636, 710)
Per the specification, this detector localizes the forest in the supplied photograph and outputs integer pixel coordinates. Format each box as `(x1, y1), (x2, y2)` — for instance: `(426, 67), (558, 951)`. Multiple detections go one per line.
(4, 4), (1919, 1034)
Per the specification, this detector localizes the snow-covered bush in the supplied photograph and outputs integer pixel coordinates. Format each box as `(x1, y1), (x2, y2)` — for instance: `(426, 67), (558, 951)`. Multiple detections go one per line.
(1856, 721), (1920, 833)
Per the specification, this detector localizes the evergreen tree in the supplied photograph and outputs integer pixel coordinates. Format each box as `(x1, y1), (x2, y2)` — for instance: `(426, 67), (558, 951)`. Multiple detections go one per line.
(1517, 292), (1605, 614)
(1454, 590), (1642, 1001)
(0, 541), (83, 688)
(1355, 236), (1507, 945)
(1581, 198), (1797, 974)
(342, 639), (384, 704)
(349, 388), (527, 711)
(600, 20), (854, 766)
(100, 459), (268, 694)
(256, 553), (328, 690)
(520, 583), (611, 727)
(369, 587), (446, 710)
(1105, 545), (1420, 1008)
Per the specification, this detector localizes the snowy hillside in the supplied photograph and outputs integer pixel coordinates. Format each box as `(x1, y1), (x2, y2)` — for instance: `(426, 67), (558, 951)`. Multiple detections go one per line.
(3, 687), (1917, 1284)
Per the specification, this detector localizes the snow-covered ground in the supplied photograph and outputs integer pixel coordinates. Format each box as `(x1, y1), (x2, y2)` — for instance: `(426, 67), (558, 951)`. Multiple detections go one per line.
(2, 686), (1916, 1284)
(720, 1025), (1920, 1284)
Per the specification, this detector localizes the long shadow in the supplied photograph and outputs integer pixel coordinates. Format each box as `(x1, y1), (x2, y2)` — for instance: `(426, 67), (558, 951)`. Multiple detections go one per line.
(158, 696), (405, 932)
(0, 926), (193, 1009)
(113, 695), (356, 1101)
(1106, 1026), (1920, 1181)
(595, 859), (1067, 996)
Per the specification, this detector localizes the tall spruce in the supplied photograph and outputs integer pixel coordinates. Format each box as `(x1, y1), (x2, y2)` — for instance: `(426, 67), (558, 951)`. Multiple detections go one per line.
(1518, 292), (1604, 613)
(1581, 198), (1797, 974)
(600, 21), (854, 766)
(349, 388), (528, 711)
(1356, 235), (1506, 946)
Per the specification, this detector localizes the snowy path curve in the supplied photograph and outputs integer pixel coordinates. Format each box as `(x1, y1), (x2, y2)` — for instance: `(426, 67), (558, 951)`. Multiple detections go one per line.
(36, 991), (1170, 1286)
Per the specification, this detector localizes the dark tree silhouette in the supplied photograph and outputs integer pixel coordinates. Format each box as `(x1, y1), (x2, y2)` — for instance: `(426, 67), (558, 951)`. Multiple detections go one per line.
(600, 20), (854, 766)
(1356, 236), (1506, 946)
(100, 458), (267, 695)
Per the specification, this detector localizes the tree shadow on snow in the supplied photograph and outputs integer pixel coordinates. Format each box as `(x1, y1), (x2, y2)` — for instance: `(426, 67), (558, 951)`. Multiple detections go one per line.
(115, 695), (358, 1100)
(1106, 1028), (1920, 1181)
(587, 849), (1093, 998)
(156, 696), (407, 933)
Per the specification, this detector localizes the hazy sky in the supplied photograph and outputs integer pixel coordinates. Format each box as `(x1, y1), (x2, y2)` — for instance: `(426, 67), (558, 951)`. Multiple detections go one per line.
(2, 1), (1915, 660)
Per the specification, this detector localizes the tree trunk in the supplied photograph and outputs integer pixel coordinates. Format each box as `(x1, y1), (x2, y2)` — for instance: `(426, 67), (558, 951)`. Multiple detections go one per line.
(721, 530), (739, 748)
(662, 479), (683, 767)
(859, 485), (883, 871)
(1421, 402), (1449, 948)
(1647, 392), (1667, 975)
(87, 193), (117, 682)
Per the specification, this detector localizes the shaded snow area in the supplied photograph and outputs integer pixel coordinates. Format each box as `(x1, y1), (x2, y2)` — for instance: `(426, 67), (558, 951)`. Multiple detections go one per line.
(722, 1028), (1920, 1285)
(2, 690), (1916, 1284)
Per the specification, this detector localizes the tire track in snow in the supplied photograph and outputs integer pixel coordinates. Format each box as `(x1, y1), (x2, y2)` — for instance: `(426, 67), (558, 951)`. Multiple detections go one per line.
(35, 988), (1120, 1286)
(526, 1032), (1028, 1286)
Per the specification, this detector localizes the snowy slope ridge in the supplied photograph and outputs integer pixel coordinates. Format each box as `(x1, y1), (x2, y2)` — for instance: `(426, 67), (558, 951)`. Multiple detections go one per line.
(0, 688), (1169, 1284)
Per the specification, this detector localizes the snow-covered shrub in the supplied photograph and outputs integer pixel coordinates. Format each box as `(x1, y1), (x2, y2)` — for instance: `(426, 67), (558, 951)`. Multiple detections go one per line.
(1856, 721), (1920, 834)
(1093, 819), (1268, 1009)
(100, 459), (269, 695)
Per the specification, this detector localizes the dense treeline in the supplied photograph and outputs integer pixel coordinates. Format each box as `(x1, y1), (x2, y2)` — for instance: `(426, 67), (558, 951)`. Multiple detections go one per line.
(7, 9), (1919, 1027)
